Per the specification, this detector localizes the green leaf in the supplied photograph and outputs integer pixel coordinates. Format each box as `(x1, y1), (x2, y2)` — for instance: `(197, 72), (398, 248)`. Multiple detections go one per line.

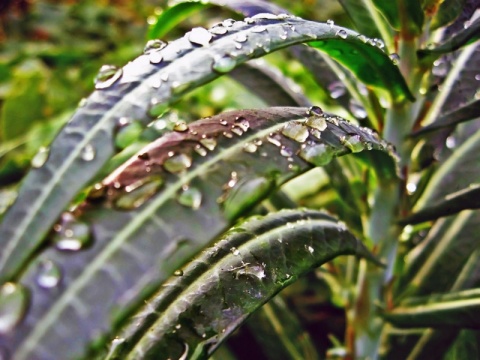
(411, 100), (480, 136)
(400, 183), (480, 224)
(103, 209), (379, 359)
(430, 0), (467, 30)
(371, 0), (424, 34)
(337, 0), (383, 39)
(0, 15), (412, 283)
(384, 289), (480, 329)
(418, 19), (480, 62)
(8, 107), (391, 360)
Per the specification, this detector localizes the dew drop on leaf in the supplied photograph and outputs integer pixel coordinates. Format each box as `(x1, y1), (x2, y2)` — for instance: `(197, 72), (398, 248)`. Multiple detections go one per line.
(335, 29), (347, 39)
(342, 135), (364, 153)
(389, 53), (400, 65)
(252, 13), (279, 20)
(174, 270), (184, 276)
(231, 127), (244, 136)
(187, 27), (212, 46)
(0, 282), (28, 334)
(266, 133), (282, 147)
(282, 122), (309, 143)
(177, 186), (202, 210)
(234, 33), (248, 43)
(212, 55), (237, 73)
(143, 39), (168, 53)
(234, 116), (250, 131)
(31, 146), (50, 168)
(210, 25), (228, 35)
(243, 142), (258, 153)
(308, 106), (323, 117)
(163, 153), (192, 173)
(193, 145), (208, 157)
(235, 264), (266, 280)
(53, 212), (91, 251)
(328, 81), (347, 99)
(349, 99), (368, 119)
(326, 19), (334, 27)
(36, 260), (62, 289)
(81, 143), (96, 161)
(230, 247), (240, 256)
(251, 25), (267, 33)
(432, 59), (448, 77)
(306, 116), (327, 131)
(115, 176), (164, 210)
(94, 65), (123, 89)
(173, 121), (188, 132)
(148, 52), (163, 64)
(199, 137), (217, 151)
(222, 19), (236, 27)
(299, 143), (334, 166)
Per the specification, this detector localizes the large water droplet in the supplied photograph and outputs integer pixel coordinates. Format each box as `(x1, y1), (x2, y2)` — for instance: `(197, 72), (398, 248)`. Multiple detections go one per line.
(306, 116), (327, 131)
(251, 25), (267, 33)
(163, 153), (192, 173)
(173, 121), (188, 132)
(210, 25), (228, 35)
(308, 106), (323, 117)
(177, 186), (202, 209)
(212, 55), (236, 73)
(222, 19), (236, 27)
(336, 29), (348, 39)
(36, 260), (62, 289)
(243, 142), (258, 153)
(199, 137), (217, 151)
(148, 51), (163, 64)
(342, 135), (364, 153)
(187, 27), (212, 47)
(234, 117), (250, 131)
(144, 39), (168, 53)
(328, 81), (346, 99)
(282, 122), (309, 143)
(299, 143), (334, 166)
(94, 65), (123, 89)
(53, 212), (91, 251)
(115, 176), (164, 210)
(31, 146), (50, 168)
(0, 282), (28, 334)
(349, 99), (368, 119)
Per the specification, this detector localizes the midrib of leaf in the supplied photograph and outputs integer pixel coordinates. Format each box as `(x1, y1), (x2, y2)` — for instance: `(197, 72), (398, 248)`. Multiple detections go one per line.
(127, 218), (343, 359)
(421, 41), (479, 126)
(16, 111), (304, 358)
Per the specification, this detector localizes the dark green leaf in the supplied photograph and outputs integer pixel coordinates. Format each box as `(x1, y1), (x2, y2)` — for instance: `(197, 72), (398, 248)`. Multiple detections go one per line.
(7, 107), (391, 360)
(0, 14), (409, 283)
(418, 19), (480, 61)
(430, 0), (467, 30)
(400, 183), (480, 224)
(337, 0), (383, 39)
(385, 289), (480, 329)
(371, 0), (424, 34)
(103, 209), (379, 360)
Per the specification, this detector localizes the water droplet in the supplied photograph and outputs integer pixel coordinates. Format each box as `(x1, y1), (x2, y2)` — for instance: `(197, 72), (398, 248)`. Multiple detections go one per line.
(53, 212), (91, 251)
(445, 136), (456, 149)
(234, 33), (248, 43)
(81, 143), (96, 161)
(223, 131), (233, 139)
(163, 153), (192, 173)
(306, 245), (314, 254)
(144, 39), (168, 53)
(266, 133), (282, 147)
(210, 25), (228, 35)
(432, 59), (447, 77)
(307, 106), (323, 117)
(212, 55), (236, 73)
(342, 135), (364, 153)
(177, 186), (202, 209)
(171, 81), (190, 95)
(36, 260), (62, 289)
(280, 146), (293, 157)
(373, 38), (385, 49)
(234, 116), (250, 131)
(306, 116), (327, 131)
(0, 282), (28, 334)
(406, 182), (417, 195)
(336, 29), (347, 39)
(389, 53), (400, 65)
(222, 19), (236, 27)
(199, 137), (217, 151)
(231, 127), (244, 136)
(236, 264), (266, 280)
(328, 81), (347, 99)
(230, 247), (240, 256)
(282, 122), (309, 143)
(173, 121), (188, 132)
(174, 270), (184, 276)
(225, 171), (238, 189)
(94, 65), (123, 89)
(475, 74), (480, 81)
(326, 19), (334, 27)
(299, 143), (334, 166)
(31, 146), (50, 168)
(115, 176), (164, 210)
(187, 27), (212, 47)
(251, 25), (267, 33)
(148, 52), (163, 64)
(194, 144), (207, 157)
(251, 13), (279, 20)
(357, 34), (368, 43)
(243, 142), (258, 153)
(349, 99), (368, 119)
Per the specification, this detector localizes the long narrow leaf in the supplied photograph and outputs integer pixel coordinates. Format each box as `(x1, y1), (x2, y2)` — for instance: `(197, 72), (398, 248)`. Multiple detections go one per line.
(103, 209), (379, 360)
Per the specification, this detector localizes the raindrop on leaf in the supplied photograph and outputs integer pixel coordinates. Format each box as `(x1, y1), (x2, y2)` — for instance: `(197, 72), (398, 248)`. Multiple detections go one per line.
(173, 121), (188, 132)
(199, 137), (217, 151)
(335, 29), (347, 39)
(53, 212), (91, 251)
(212, 55), (237, 73)
(328, 81), (347, 99)
(0, 282), (28, 334)
(31, 146), (50, 168)
(210, 25), (228, 35)
(222, 19), (236, 27)
(177, 185), (202, 210)
(282, 122), (309, 143)
(389, 53), (400, 65)
(163, 153), (192, 173)
(144, 39), (168, 53)
(94, 65), (123, 89)
(234, 33), (248, 43)
(299, 143), (334, 166)
(187, 27), (212, 47)
(326, 19), (334, 27)
(115, 176), (164, 210)
(81, 143), (96, 161)
(243, 142), (258, 153)
(174, 270), (184, 276)
(36, 260), (62, 289)
(342, 135), (364, 153)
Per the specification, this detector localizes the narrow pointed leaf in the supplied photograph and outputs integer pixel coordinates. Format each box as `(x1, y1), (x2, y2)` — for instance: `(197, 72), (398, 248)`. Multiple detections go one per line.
(412, 100), (480, 136)
(6, 107), (392, 360)
(371, 0), (424, 34)
(0, 14), (410, 282)
(400, 183), (480, 224)
(418, 19), (480, 61)
(430, 0), (467, 30)
(385, 289), (480, 329)
(104, 209), (379, 360)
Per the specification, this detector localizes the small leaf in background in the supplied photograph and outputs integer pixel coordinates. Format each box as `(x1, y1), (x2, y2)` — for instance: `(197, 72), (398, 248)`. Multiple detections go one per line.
(371, 0), (424, 34)
(430, 0), (467, 30)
